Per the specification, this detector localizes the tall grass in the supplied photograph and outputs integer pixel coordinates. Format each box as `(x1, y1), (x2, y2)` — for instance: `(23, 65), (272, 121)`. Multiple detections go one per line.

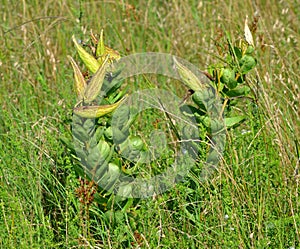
(0, 0), (299, 248)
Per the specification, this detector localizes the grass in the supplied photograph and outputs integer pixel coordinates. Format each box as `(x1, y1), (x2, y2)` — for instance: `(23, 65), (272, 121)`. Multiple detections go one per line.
(0, 0), (299, 248)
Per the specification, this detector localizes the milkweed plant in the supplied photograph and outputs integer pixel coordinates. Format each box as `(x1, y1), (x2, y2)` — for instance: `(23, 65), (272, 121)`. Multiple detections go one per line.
(62, 17), (258, 212)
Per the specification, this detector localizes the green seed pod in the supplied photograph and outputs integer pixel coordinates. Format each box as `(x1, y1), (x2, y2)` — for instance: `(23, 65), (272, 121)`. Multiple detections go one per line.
(173, 57), (205, 92)
(68, 56), (87, 100)
(73, 104), (117, 118)
(84, 56), (109, 104)
(72, 35), (100, 74)
(96, 29), (105, 58)
(73, 96), (127, 119)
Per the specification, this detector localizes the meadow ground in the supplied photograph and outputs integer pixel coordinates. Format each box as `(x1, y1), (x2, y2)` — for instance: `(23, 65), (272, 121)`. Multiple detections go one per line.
(0, 1), (299, 248)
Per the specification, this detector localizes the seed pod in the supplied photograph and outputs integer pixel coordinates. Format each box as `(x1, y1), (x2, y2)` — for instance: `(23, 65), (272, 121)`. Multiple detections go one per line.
(84, 56), (109, 104)
(72, 35), (100, 73)
(73, 96), (127, 118)
(244, 15), (254, 46)
(96, 29), (105, 58)
(68, 56), (87, 100)
(173, 57), (205, 92)
(95, 29), (120, 65)
(104, 46), (121, 64)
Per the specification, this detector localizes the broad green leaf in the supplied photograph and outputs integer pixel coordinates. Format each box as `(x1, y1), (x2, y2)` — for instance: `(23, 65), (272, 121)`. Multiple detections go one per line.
(221, 68), (237, 89)
(245, 45), (255, 55)
(83, 118), (95, 135)
(233, 47), (243, 60)
(225, 116), (246, 128)
(98, 163), (120, 191)
(104, 126), (113, 141)
(226, 85), (251, 97)
(117, 184), (132, 198)
(72, 123), (90, 141)
(112, 127), (129, 144)
(239, 55), (257, 74)
(112, 105), (131, 130)
(87, 140), (110, 169)
(129, 135), (144, 151)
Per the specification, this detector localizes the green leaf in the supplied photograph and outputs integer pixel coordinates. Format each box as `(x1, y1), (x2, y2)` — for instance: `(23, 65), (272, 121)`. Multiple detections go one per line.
(104, 126), (113, 141)
(117, 184), (133, 198)
(83, 119), (95, 135)
(225, 116), (246, 128)
(112, 127), (129, 144)
(220, 68), (237, 89)
(86, 140), (110, 169)
(129, 135), (144, 151)
(192, 88), (216, 111)
(72, 123), (89, 141)
(98, 163), (120, 191)
(112, 105), (130, 130)
(226, 85), (251, 97)
(60, 136), (74, 151)
(88, 126), (105, 148)
(245, 45), (255, 55)
(239, 55), (257, 74)
(233, 46), (243, 60)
